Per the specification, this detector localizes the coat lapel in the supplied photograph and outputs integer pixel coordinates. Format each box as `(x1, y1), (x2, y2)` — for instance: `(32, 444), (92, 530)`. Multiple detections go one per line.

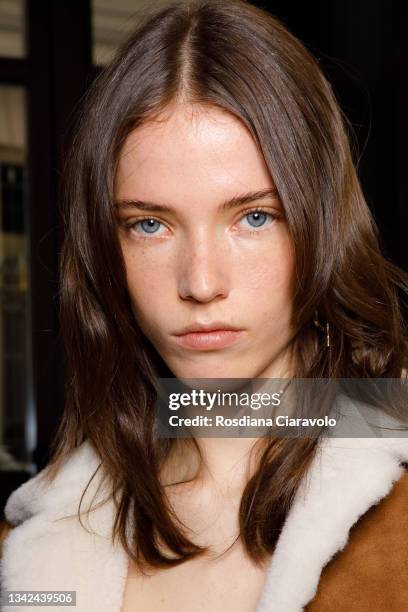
(256, 436), (408, 611)
(1, 442), (129, 612)
(2, 431), (408, 612)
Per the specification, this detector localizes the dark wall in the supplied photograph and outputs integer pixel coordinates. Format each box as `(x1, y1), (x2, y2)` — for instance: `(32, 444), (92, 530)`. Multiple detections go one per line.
(256, 1), (407, 271)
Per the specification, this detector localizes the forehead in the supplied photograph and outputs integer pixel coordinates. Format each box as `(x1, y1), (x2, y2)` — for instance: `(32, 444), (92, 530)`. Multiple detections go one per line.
(115, 104), (275, 206)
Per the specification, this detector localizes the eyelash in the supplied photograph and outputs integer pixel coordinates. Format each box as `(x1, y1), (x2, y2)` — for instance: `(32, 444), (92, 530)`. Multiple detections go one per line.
(122, 206), (279, 239)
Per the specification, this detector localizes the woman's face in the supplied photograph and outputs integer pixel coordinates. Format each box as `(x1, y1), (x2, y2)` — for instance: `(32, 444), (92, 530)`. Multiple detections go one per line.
(115, 104), (295, 379)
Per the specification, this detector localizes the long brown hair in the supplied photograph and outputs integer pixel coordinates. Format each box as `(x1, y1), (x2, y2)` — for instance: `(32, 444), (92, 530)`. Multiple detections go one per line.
(49, 0), (408, 569)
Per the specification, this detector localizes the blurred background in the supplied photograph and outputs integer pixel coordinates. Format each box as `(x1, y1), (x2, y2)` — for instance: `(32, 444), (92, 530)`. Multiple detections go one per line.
(0, 0), (406, 515)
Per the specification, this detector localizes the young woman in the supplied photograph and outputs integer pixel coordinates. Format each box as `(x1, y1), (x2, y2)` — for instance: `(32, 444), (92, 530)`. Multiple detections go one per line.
(1, 1), (408, 611)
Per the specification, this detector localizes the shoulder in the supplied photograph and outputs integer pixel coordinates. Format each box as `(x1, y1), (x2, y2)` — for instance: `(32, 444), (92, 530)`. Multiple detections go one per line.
(0, 444), (98, 560)
(3, 441), (102, 527)
(307, 465), (408, 611)
(1, 443), (102, 560)
(1, 441), (114, 567)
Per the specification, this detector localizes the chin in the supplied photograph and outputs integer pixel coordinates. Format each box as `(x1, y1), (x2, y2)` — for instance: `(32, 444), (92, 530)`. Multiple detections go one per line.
(169, 359), (257, 381)
(171, 368), (255, 395)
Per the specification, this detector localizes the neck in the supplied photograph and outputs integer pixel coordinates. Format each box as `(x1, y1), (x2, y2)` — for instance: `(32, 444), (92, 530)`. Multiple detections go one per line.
(161, 431), (268, 497)
(161, 348), (294, 494)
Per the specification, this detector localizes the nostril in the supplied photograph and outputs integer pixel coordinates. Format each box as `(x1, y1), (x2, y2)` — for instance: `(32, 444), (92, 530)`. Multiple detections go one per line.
(178, 266), (228, 303)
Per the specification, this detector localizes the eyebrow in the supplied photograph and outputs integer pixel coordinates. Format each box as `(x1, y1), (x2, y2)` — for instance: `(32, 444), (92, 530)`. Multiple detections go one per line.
(114, 187), (279, 213)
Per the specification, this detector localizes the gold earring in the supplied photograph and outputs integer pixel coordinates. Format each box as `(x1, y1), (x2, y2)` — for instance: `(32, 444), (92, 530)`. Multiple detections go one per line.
(313, 310), (331, 348)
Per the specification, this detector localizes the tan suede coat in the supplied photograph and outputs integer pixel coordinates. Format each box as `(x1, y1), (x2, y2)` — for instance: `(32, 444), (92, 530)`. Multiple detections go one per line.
(306, 467), (408, 611)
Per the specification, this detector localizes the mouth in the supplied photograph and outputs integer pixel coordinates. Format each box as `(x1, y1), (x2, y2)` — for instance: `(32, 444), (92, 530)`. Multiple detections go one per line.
(172, 326), (245, 351)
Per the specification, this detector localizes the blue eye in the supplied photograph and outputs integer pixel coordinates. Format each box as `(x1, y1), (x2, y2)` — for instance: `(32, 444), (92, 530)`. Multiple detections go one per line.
(135, 218), (164, 235)
(246, 211), (267, 227)
(241, 210), (273, 230)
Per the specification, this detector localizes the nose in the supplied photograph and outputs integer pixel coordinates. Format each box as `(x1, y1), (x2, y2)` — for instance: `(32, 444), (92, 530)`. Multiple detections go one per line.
(178, 231), (229, 303)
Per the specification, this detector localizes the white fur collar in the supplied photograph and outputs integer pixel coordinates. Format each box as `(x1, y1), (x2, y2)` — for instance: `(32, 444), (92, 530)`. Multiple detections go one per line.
(256, 435), (408, 611)
(1, 441), (128, 612)
(2, 429), (408, 611)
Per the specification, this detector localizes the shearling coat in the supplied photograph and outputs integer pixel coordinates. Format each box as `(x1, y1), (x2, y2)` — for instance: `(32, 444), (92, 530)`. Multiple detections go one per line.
(1, 434), (408, 612)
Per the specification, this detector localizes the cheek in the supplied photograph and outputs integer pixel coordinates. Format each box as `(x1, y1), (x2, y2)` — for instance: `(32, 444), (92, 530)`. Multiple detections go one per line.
(124, 245), (171, 294)
(124, 252), (172, 329)
(236, 239), (294, 306)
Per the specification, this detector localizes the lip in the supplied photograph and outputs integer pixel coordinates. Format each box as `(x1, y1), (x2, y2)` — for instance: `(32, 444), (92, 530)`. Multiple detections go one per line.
(174, 321), (243, 334)
(173, 322), (245, 351)
(173, 329), (245, 350)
